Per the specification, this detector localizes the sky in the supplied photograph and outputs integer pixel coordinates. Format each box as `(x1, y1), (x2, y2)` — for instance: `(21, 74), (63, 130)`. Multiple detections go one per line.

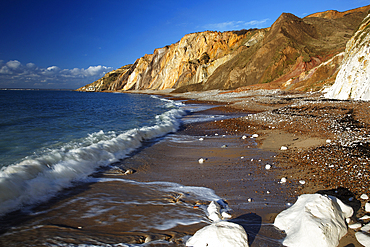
(0, 0), (368, 89)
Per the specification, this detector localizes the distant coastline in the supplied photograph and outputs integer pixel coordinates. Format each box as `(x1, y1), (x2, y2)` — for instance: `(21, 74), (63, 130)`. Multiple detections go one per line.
(0, 88), (74, 91)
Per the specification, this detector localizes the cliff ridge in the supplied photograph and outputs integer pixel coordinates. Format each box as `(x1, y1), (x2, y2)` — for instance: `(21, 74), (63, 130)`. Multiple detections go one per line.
(77, 5), (370, 93)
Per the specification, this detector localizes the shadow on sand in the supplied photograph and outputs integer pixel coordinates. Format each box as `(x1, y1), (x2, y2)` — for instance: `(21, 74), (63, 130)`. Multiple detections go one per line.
(229, 213), (262, 246)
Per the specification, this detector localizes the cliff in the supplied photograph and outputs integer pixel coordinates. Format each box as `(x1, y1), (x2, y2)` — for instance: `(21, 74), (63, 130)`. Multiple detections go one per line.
(325, 12), (370, 100)
(77, 5), (370, 93)
(78, 31), (252, 92)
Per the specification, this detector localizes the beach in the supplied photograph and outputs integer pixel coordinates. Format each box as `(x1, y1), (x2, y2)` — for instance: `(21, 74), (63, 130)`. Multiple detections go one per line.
(0, 89), (369, 246)
(130, 89), (370, 246)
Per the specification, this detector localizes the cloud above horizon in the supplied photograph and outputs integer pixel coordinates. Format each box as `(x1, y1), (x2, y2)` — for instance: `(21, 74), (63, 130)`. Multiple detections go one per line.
(0, 60), (113, 89)
(202, 19), (269, 31)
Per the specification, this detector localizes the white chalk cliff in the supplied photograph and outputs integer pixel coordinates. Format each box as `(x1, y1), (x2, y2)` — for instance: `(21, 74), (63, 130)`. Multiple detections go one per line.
(325, 13), (370, 100)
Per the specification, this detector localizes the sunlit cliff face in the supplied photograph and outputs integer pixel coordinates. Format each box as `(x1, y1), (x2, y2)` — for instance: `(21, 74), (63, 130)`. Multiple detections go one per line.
(325, 13), (370, 101)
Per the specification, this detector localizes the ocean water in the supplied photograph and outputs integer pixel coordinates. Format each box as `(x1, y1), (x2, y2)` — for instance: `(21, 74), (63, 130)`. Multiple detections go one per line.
(0, 90), (237, 246)
(0, 90), (190, 217)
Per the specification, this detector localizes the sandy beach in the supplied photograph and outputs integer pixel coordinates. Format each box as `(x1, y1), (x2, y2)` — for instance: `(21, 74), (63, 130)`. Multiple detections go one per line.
(1, 89), (368, 246)
(127, 89), (370, 246)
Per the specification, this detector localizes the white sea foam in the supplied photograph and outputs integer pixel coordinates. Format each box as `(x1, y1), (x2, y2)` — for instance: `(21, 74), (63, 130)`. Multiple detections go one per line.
(0, 106), (186, 216)
(91, 177), (221, 202)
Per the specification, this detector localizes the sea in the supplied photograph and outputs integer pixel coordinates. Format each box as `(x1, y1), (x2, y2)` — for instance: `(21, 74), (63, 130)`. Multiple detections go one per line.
(0, 89), (239, 246)
(0, 90), (288, 246)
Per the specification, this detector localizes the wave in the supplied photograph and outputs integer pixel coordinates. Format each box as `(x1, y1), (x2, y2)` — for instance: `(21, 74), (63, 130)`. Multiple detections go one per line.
(0, 105), (186, 216)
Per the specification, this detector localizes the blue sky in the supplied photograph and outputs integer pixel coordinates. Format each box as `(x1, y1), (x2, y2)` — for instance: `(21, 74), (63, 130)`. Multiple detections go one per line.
(0, 0), (368, 89)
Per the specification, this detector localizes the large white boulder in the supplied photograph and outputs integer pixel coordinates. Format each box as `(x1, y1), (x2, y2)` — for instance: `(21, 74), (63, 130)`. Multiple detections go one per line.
(186, 221), (249, 247)
(274, 194), (353, 247)
(325, 14), (370, 100)
(186, 200), (248, 247)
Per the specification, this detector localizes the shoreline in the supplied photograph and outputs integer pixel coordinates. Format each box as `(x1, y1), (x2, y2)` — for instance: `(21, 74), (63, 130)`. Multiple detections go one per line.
(119, 107), (291, 246)
(129, 88), (370, 246)
(1, 89), (368, 246)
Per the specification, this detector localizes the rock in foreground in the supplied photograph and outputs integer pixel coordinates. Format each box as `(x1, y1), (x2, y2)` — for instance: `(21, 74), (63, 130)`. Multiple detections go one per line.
(186, 221), (249, 247)
(274, 194), (353, 247)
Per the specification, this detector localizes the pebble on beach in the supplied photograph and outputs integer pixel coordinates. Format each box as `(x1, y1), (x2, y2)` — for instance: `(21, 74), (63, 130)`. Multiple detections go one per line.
(124, 169), (134, 175)
(280, 177), (287, 183)
(265, 164), (271, 170)
(251, 134), (259, 138)
(198, 158), (205, 164)
(365, 202), (370, 213)
(360, 194), (369, 200)
(280, 146), (288, 150)
(349, 222), (362, 229)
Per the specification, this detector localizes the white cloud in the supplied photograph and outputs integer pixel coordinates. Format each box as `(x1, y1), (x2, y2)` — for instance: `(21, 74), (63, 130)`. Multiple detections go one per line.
(203, 19), (270, 31)
(0, 60), (113, 89)
(0, 66), (11, 74)
(26, 63), (37, 69)
(6, 60), (21, 69)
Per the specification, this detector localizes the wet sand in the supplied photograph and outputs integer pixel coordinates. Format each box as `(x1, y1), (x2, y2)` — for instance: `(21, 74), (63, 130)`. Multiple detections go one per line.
(121, 115), (291, 246)
(132, 89), (370, 246)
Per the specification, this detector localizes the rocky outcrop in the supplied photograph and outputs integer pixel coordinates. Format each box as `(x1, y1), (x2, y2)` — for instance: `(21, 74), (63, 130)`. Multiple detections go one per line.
(78, 64), (132, 92)
(325, 13), (370, 100)
(77, 5), (370, 93)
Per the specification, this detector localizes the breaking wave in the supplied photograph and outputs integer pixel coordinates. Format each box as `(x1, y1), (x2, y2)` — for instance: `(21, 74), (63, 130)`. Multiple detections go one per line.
(0, 105), (186, 216)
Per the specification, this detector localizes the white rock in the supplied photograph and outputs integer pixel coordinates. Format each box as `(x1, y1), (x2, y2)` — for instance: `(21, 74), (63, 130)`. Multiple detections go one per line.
(207, 201), (222, 222)
(365, 202), (370, 213)
(299, 180), (306, 185)
(360, 194), (369, 200)
(242, 135), (247, 139)
(274, 194), (353, 247)
(361, 222), (370, 232)
(360, 215), (370, 220)
(280, 146), (288, 150)
(221, 212), (232, 219)
(251, 134), (259, 138)
(326, 139), (332, 143)
(199, 137), (204, 141)
(280, 177), (287, 183)
(198, 158), (205, 164)
(355, 231), (370, 247)
(265, 164), (271, 170)
(186, 221), (249, 247)
(348, 222), (362, 229)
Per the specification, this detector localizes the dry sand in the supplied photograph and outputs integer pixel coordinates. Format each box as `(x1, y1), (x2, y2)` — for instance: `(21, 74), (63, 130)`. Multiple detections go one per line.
(130, 89), (370, 246)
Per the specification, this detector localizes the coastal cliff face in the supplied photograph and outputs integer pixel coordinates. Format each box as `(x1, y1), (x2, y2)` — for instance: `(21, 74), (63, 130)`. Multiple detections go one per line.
(78, 31), (252, 92)
(325, 13), (370, 100)
(77, 5), (370, 93)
